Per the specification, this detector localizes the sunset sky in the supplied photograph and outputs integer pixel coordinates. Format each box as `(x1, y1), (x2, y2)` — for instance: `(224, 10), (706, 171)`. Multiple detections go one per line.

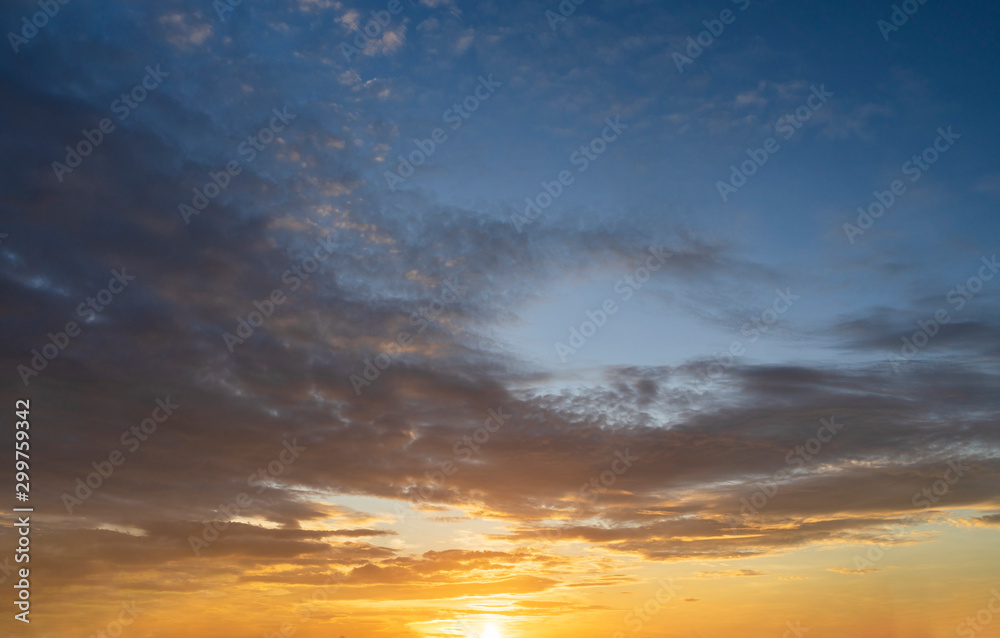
(2, 0), (1000, 637)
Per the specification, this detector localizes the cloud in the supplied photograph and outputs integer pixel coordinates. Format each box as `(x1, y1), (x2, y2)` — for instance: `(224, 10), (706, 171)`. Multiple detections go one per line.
(970, 512), (1000, 526)
(2, 1), (999, 634)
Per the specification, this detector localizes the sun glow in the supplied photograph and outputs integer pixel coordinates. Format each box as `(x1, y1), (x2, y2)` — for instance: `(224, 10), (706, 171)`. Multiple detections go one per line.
(482, 624), (502, 638)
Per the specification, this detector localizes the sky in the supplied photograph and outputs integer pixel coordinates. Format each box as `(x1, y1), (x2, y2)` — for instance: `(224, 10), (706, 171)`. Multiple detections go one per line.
(1, 0), (999, 637)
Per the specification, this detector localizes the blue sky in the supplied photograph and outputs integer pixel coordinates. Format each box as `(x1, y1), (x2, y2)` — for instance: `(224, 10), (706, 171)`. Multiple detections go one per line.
(2, 0), (999, 636)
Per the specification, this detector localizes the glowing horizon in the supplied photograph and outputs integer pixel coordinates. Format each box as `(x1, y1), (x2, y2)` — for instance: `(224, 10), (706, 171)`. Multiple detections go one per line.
(3, 0), (999, 636)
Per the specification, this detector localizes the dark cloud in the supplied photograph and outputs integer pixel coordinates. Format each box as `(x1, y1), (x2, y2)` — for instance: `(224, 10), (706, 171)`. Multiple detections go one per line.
(2, 1), (999, 633)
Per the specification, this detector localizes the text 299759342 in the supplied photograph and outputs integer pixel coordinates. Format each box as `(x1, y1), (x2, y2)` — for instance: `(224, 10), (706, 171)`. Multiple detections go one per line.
(13, 399), (32, 623)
